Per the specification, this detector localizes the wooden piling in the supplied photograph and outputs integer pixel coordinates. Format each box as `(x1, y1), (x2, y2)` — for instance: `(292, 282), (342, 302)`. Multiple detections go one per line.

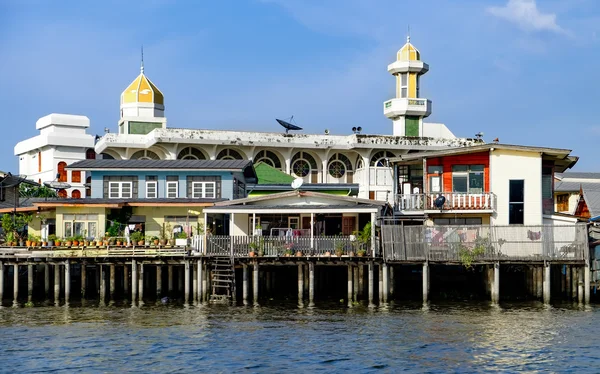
(298, 264), (304, 303)
(571, 265), (577, 301)
(353, 266), (359, 301)
(358, 265), (364, 299)
(202, 262), (208, 302)
(389, 265), (394, 299)
(44, 263), (49, 299)
(242, 264), (248, 304)
(64, 260), (70, 303)
(110, 264), (116, 301)
(138, 263), (144, 302)
(492, 262), (500, 304)
(123, 265), (129, 298)
(253, 262), (260, 304)
(192, 263), (197, 303)
(197, 259), (203, 303)
(27, 264), (33, 303)
(131, 260), (138, 303)
(184, 261), (190, 304)
(565, 265), (571, 299)
(368, 262), (374, 306)
(585, 263), (591, 304)
(308, 262), (314, 306)
(536, 266), (543, 300)
(54, 264), (60, 303)
(14, 264), (19, 304)
(156, 265), (162, 299)
(99, 265), (106, 304)
(168, 265), (173, 294)
(0, 261), (4, 304)
(347, 265), (352, 305)
(81, 263), (86, 299)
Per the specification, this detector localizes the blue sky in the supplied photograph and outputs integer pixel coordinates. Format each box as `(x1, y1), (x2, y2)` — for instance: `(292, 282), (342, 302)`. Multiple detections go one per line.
(1, 0), (599, 171)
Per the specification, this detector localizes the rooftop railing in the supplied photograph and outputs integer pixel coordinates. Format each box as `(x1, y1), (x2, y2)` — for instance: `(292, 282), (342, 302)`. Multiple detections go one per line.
(395, 192), (496, 211)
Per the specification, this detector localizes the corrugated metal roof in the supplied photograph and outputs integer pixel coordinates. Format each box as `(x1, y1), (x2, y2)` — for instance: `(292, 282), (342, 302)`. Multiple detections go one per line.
(557, 172), (600, 179)
(583, 188), (600, 218)
(207, 204), (382, 210)
(67, 159), (253, 170)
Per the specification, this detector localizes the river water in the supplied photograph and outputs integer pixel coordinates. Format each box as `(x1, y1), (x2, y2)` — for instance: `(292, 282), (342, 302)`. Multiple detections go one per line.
(0, 301), (598, 372)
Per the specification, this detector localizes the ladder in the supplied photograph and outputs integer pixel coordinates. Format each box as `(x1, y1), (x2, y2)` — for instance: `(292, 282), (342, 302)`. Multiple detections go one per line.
(209, 256), (236, 303)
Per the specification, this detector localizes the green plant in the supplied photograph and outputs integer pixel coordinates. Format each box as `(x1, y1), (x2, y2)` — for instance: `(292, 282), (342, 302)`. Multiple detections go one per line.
(458, 245), (485, 269)
(151, 236), (159, 241)
(106, 223), (120, 238)
(130, 231), (143, 243)
(48, 234), (57, 241)
(176, 231), (188, 239)
(5, 231), (15, 243)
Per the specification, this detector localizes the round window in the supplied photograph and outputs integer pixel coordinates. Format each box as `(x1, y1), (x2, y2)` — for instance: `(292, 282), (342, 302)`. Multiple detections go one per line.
(292, 160), (310, 177)
(328, 160), (346, 178)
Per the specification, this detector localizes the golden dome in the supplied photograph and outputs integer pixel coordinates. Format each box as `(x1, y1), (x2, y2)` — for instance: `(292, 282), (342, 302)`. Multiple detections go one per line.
(121, 69), (164, 106)
(397, 36), (421, 61)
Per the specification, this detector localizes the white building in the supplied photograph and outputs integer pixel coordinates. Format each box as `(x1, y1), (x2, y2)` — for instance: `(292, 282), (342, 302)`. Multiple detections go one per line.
(16, 38), (478, 201)
(14, 113), (95, 198)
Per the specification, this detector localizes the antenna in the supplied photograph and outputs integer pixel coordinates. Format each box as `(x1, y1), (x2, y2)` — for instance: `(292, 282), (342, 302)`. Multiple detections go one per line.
(291, 178), (304, 190)
(407, 25), (411, 43)
(140, 45), (144, 74)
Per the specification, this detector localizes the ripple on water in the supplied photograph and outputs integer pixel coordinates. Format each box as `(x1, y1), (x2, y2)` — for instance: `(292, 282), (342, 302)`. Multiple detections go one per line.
(0, 301), (599, 372)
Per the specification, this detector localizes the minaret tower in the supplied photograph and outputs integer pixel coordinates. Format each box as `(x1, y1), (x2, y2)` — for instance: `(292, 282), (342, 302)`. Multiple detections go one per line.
(383, 36), (431, 137)
(118, 48), (167, 134)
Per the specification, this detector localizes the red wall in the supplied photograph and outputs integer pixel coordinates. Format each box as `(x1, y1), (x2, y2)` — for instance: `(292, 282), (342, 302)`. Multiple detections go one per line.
(426, 152), (490, 193)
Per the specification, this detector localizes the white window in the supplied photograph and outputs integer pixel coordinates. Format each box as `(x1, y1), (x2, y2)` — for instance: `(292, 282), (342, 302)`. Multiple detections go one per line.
(146, 181), (157, 198)
(108, 181), (133, 198)
(192, 182), (216, 198)
(400, 73), (408, 98)
(167, 181), (178, 198)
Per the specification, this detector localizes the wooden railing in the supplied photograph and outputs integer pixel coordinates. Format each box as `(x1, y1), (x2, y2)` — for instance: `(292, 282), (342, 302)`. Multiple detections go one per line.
(380, 223), (589, 262)
(0, 245), (188, 258)
(395, 192), (496, 211)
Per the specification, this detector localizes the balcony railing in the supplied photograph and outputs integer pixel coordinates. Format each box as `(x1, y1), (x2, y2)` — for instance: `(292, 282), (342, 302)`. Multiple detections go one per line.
(395, 192), (496, 212)
(381, 224), (589, 262)
(192, 235), (375, 257)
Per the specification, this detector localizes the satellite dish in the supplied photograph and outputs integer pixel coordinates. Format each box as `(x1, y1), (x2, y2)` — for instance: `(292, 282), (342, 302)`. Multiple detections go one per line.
(44, 181), (71, 189)
(291, 178), (304, 190)
(276, 116), (303, 134)
(434, 195), (446, 211)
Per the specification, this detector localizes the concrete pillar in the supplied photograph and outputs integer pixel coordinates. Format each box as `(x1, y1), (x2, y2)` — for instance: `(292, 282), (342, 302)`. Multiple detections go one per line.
(99, 265), (106, 304)
(196, 259), (204, 303)
(347, 265), (352, 305)
(299, 264), (304, 303)
(571, 265), (577, 301)
(81, 263), (86, 299)
(14, 264), (19, 304)
(64, 261), (70, 303)
(368, 262), (374, 306)
(132, 260), (138, 304)
(184, 261), (190, 304)
(378, 264), (383, 303)
(27, 264), (33, 303)
(543, 262), (551, 304)
(535, 266), (544, 300)
(138, 263), (144, 302)
(243, 264), (248, 304)
(192, 263), (197, 303)
(561, 265), (566, 296)
(304, 265), (309, 296)
(202, 263), (208, 302)
(565, 265), (571, 299)
(308, 262), (314, 306)
(44, 263), (50, 299)
(0, 261), (4, 304)
(578, 267), (584, 304)
(110, 264), (116, 301)
(389, 265), (394, 299)
(353, 266), (359, 301)
(253, 262), (259, 303)
(358, 265), (364, 299)
(54, 264), (60, 303)
(123, 265), (129, 298)
(585, 263), (591, 304)
(491, 262), (500, 304)
(422, 262), (429, 303)
(168, 265), (173, 294)
(382, 263), (389, 303)
(156, 265), (162, 299)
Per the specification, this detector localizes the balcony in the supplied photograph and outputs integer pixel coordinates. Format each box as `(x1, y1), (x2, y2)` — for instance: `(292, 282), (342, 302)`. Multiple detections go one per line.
(383, 98), (432, 119)
(395, 192), (496, 213)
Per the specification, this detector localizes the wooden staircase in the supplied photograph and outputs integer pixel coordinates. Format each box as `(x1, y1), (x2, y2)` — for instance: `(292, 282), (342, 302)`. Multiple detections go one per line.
(209, 256), (236, 303)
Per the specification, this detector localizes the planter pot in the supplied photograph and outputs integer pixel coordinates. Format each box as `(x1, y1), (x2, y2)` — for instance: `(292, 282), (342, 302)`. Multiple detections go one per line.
(324, 251), (331, 257)
(153, 240), (159, 245)
(159, 239), (167, 246)
(26, 240), (32, 247)
(65, 241), (72, 247)
(335, 251), (343, 257)
(11, 241), (17, 246)
(54, 241), (60, 247)
(249, 251), (256, 257)
(73, 241), (79, 247)
(168, 239), (176, 246)
(296, 251), (303, 257)
(138, 240), (145, 246)
(357, 252), (365, 257)
(103, 241), (108, 246)
(89, 241), (96, 246)
(116, 241), (122, 246)
(175, 238), (187, 246)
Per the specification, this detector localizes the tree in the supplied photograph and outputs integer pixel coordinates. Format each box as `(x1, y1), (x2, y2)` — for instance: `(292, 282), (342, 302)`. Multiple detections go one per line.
(19, 184), (57, 198)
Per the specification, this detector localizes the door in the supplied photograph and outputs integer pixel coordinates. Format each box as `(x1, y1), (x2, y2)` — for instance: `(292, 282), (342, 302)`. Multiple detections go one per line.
(342, 216), (356, 235)
(302, 217), (311, 230)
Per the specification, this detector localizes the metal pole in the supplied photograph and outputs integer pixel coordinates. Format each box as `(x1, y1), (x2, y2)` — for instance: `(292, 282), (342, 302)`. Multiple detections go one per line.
(378, 264), (383, 303)
(492, 262), (500, 304)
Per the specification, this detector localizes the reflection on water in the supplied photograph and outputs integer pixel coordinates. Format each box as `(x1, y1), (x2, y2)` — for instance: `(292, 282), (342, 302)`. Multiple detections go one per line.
(0, 301), (598, 372)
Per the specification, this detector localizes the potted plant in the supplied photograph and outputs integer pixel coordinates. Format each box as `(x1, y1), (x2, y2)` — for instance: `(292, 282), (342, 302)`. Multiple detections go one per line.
(26, 234), (33, 247)
(144, 235), (151, 246)
(5, 232), (15, 246)
(284, 249), (294, 257)
(65, 237), (73, 247)
(130, 231), (143, 246)
(175, 231), (188, 246)
(353, 222), (372, 258)
(159, 224), (169, 246)
(356, 248), (366, 257)
(248, 241), (258, 257)
(54, 236), (61, 247)
(335, 242), (345, 257)
(152, 236), (159, 246)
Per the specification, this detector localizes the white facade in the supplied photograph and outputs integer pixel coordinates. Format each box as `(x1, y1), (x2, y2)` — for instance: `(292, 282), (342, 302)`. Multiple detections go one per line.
(489, 149), (543, 225)
(14, 113), (95, 197)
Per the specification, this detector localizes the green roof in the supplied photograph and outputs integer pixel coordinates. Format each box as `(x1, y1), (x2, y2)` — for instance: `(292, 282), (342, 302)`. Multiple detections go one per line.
(254, 162), (295, 185)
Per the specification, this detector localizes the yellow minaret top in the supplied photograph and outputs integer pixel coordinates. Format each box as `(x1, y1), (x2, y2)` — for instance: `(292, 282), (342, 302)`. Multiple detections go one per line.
(383, 35), (431, 136)
(120, 63), (164, 106)
(397, 36), (421, 61)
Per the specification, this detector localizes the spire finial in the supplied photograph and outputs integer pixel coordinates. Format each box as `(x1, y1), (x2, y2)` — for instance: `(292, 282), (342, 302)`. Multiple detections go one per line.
(140, 45), (144, 74)
(407, 25), (410, 43)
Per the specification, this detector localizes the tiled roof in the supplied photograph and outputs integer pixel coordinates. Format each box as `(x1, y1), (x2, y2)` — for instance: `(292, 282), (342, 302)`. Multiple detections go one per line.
(67, 159), (253, 170)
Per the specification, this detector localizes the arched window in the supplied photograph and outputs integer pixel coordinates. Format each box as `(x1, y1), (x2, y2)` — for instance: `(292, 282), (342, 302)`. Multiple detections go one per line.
(100, 153), (114, 160)
(57, 162), (67, 182)
(328, 153), (352, 178)
(71, 170), (81, 183)
(71, 189), (81, 199)
(131, 150), (160, 160)
(57, 189), (67, 198)
(254, 150), (282, 169)
(177, 147), (207, 160)
(291, 152), (317, 178)
(85, 149), (96, 160)
(216, 149), (243, 160)
(356, 158), (365, 170)
(370, 151), (395, 167)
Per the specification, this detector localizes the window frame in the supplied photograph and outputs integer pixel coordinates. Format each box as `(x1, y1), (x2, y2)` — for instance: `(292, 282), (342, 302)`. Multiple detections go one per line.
(400, 73), (408, 98)
(146, 180), (157, 199)
(108, 181), (133, 199)
(451, 165), (484, 194)
(166, 181), (179, 198)
(191, 181), (216, 199)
